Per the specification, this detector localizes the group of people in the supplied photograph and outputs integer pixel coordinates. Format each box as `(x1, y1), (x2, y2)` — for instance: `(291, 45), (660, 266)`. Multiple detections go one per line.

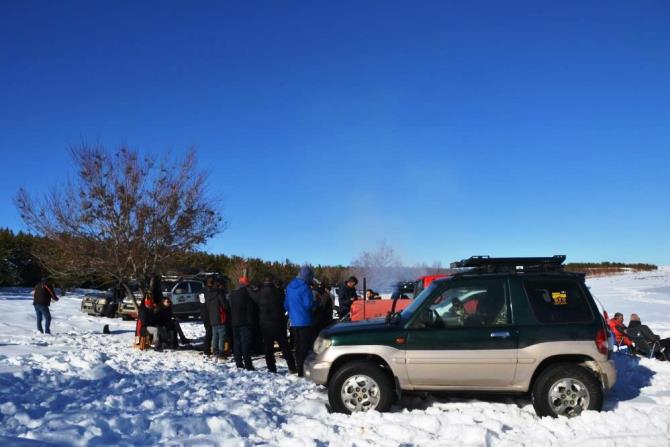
(31, 268), (359, 377)
(31, 269), (366, 376)
(608, 312), (670, 360)
(152, 266), (360, 377)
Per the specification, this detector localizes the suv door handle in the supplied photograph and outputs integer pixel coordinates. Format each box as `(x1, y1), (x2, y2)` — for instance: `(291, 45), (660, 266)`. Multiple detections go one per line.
(490, 331), (511, 339)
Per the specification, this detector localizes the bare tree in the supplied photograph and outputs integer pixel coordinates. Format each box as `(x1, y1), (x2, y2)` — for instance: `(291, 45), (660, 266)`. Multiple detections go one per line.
(15, 144), (224, 306)
(350, 241), (403, 291)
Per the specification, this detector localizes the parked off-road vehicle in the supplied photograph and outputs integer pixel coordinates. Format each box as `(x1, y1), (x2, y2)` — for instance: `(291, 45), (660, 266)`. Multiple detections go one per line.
(82, 289), (122, 318)
(169, 278), (204, 319)
(80, 292), (100, 315)
(118, 282), (142, 320)
(305, 256), (616, 418)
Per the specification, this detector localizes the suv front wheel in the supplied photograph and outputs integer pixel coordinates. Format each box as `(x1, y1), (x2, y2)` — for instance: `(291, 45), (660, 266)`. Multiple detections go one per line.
(328, 360), (395, 414)
(532, 363), (603, 418)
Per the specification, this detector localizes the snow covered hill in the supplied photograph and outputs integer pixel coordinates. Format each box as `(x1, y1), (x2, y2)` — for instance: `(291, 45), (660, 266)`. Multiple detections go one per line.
(1, 270), (670, 446)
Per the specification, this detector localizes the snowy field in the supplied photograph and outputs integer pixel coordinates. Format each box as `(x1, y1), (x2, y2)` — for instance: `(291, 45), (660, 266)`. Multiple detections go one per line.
(1, 269), (670, 446)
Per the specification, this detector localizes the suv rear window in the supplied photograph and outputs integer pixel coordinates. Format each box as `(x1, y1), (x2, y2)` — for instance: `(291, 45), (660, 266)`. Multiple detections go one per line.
(523, 278), (593, 323)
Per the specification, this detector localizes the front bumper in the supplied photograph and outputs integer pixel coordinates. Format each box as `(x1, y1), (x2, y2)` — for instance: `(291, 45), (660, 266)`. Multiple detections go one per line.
(304, 352), (331, 385)
(81, 303), (95, 313)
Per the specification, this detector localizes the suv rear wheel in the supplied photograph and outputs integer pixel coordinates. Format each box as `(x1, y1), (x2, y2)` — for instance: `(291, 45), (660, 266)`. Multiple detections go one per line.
(532, 363), (603, 418)
(328, 360), (394, 414)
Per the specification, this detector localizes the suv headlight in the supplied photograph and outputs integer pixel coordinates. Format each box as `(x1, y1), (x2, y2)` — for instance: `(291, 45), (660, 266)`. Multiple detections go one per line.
(313, 337), (332, 355)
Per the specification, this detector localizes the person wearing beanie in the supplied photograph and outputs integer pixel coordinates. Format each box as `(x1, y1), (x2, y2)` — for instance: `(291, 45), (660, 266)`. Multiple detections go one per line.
(284, 265), (318, 377)
(229, 275), (256, 370)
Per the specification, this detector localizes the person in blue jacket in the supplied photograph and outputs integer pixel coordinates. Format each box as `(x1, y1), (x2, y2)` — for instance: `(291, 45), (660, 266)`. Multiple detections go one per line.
(285, 265), (317, 377)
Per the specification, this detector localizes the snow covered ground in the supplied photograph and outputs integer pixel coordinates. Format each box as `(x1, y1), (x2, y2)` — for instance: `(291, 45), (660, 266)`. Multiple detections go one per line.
(1, 269), (670, 446)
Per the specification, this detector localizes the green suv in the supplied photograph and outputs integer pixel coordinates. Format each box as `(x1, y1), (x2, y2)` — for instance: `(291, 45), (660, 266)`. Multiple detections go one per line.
(305, 256), (616, 418)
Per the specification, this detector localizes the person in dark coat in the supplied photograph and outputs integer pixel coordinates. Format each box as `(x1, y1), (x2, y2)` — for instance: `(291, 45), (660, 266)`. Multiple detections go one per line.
(338, 276), (358, 319)
(205, 278), (230, 359)
(285, 265), (318, 377)
(32, 278), (59, 334)
(229, 276), (256, 370)
(628, 314), (670, 360)
(155, 297), (189, 348)
(251, 274), (297, 373)
(313, 283), (334, 334)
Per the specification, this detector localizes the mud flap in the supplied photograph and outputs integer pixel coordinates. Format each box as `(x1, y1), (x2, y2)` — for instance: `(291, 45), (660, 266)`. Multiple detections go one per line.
(394, 376), (403, 403)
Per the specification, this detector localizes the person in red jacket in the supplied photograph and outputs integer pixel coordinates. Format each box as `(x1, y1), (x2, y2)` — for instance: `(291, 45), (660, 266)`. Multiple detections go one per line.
(608, 312), (633, 348)
(32, 278), (59, 334)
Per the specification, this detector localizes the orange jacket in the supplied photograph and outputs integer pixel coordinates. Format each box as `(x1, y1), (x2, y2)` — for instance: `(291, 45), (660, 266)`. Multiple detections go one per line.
(608, 318), (633, 347)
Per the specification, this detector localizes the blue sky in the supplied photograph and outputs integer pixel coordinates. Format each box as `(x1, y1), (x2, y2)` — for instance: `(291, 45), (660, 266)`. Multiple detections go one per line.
(1, 1), (669, 266)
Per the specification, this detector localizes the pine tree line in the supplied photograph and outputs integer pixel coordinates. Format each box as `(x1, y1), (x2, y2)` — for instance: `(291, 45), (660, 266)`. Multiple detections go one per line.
(0, 228), (351, 288)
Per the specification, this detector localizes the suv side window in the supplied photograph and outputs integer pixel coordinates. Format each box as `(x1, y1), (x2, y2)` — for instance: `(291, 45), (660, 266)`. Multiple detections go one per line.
(523, 278), (593, 323)
(189, 281), (203, 293)
(421, 278), (508, 327)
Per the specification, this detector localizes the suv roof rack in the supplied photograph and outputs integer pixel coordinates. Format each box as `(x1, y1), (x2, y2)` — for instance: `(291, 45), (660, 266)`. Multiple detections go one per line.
(450, 255), (566, 273)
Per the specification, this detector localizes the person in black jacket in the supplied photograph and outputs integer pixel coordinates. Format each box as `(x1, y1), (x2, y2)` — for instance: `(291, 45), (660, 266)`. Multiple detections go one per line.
(313, 283), (334, 334)
(251, 274), (297, 373)
(32, 278), (59, 334)
(338, 276), (358, 319)
(156, 297), (189, 348)
(229, 276), (256, 370)
(628, 314), (670, 360)
(205, 278), (230, 359)
(199, 279), (213, 356)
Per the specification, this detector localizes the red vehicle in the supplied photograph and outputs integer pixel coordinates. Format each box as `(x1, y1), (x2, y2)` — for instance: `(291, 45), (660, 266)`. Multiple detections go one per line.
(350, 274), (451, 321)
(414, 274), (449, 296)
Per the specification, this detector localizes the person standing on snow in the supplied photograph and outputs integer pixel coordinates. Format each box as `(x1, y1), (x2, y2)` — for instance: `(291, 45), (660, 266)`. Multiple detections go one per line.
(205, 276), (230, 360)
(285, 265), (318, 377)
(32, 277), (59, 334)
(251, 273), (297, 374)
(229, 276), (256, 370)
